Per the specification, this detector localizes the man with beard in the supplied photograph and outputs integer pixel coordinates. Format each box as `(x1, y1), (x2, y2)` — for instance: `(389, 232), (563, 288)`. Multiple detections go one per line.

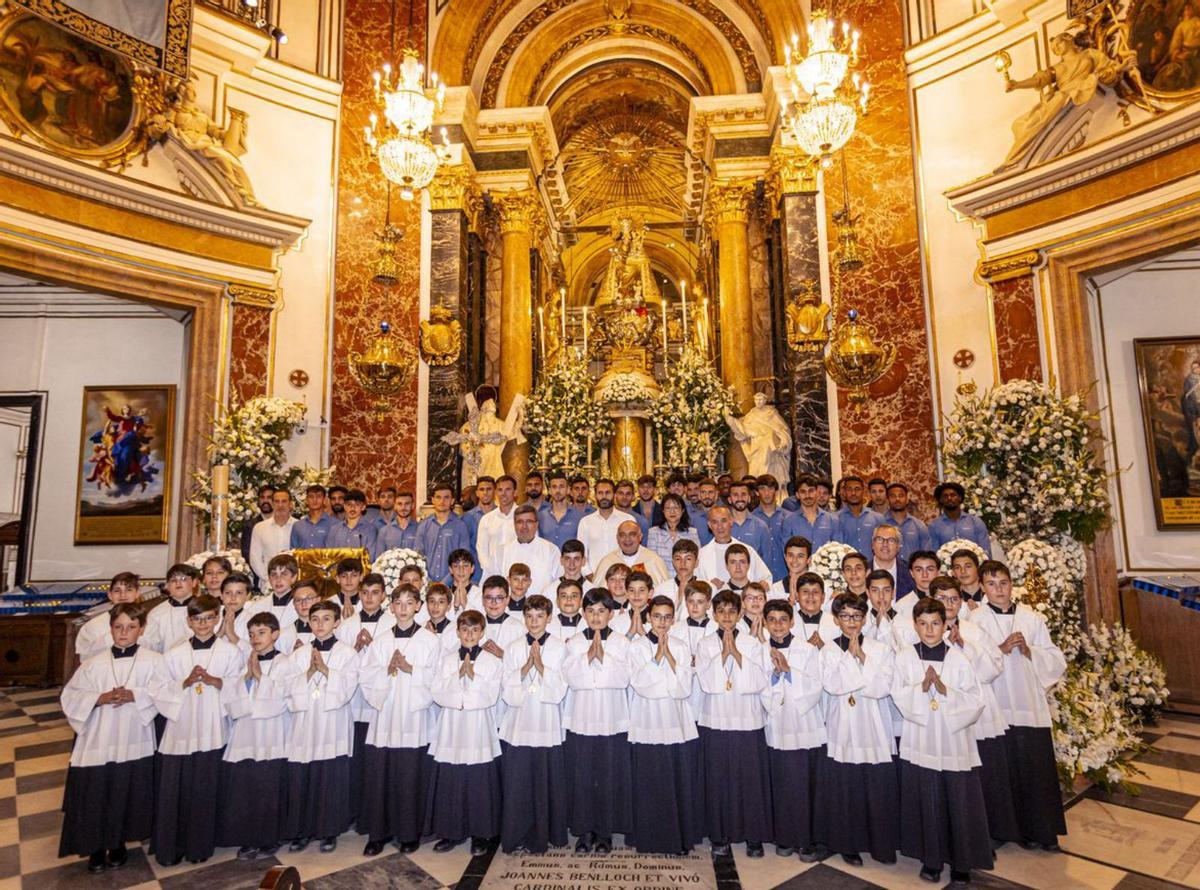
(694, 478), (721, 545)
(576, 478), (635, 570)
(726, 481), (772, 572)
(523, 472), (546, 511)
(832, 475), (882, 556)
(240, 485), (275, 581)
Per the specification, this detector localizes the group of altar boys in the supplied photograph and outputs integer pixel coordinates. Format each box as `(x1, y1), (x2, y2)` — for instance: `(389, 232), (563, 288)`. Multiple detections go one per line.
(60, 516), (1067, 889)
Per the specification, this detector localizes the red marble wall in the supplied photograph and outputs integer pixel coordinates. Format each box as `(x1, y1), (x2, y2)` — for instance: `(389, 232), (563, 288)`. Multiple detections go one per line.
(822, 0), (939, 505)
(229, 303), (272, 404)
(329, 0), (425, 492)
(991, 275), (1043, 383)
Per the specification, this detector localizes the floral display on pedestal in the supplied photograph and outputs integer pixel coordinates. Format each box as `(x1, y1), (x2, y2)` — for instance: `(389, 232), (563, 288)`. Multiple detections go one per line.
(186, 397), (334, 538)
(523, 352), (612, 472)
(944, 380), (1168, 790)
(185, 549), (252, 575)
(809, 541), (857, 595)
(372, 548), (428, 594)
(650, 347), (736, 471)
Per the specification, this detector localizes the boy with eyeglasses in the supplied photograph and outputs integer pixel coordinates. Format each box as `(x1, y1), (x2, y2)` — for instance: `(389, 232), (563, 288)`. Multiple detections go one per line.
(145, 563), (200, 653)
(277, 581), (324, 652)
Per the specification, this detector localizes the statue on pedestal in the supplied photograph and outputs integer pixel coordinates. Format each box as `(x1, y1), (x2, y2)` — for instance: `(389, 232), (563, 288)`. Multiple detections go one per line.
(725, 393), (793, 485)
(443, 392), (526, 487)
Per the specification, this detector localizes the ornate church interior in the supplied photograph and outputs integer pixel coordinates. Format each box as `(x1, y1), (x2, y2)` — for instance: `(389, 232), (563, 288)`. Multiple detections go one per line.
(0, 0), (1199, 886)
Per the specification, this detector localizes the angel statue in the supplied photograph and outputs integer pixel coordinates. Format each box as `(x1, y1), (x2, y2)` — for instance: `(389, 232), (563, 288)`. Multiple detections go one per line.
(998, 31), (1132, 170)
(443, 392), (526, 486)
(724, 393), (793, 486)
(146, 78), (258, 206)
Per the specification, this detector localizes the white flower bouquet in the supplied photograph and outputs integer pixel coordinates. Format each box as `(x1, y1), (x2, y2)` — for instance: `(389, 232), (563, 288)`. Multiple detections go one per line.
(186, 549), (251, 575)
(595, 372), (655, 406)
(809, 541), (858, 595)
(936, 538), (989, 574)
(372, 548), (428, 594)
(650, 347), (736, 472)
(523, 351), (612, 472)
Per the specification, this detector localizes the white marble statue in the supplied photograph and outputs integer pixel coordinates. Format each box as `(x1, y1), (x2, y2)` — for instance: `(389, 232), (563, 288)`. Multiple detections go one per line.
(444, 394), (526, 486)
(725, 393), (793, 485)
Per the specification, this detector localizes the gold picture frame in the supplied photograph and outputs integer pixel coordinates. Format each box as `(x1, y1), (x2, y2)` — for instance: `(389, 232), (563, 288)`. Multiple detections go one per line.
(0, 10), (169, 169)
(74, 384), (176, 545)
(1134, 336), (1200, 530)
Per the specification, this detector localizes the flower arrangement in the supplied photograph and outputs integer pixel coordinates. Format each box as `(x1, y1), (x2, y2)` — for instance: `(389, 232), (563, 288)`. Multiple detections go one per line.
(942, 380), (1110, 547)
(186, 549), (251, 575)
(650, 347), (736, 471)
(1005, 537), (1080, 657)
(186, 396), (330, 539)
(1078, 622), (1168, 727)
(595, 372), (656, 406)
(523, 351), (612, 472)
(372, 548), (428, 594)
(935, 538), (989, 575)
(809, 541), (858, 595)
(1049, 665), (1145, 791)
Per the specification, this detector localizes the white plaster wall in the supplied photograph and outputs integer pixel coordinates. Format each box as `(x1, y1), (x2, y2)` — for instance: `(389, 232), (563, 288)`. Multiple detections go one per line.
(1094, 269), (1200, 571)
(0, 314), (187, 581)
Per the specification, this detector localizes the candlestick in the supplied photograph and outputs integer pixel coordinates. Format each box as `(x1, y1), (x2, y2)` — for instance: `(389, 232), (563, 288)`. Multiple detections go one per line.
(661, 299), (668, 354)
(586, 433), (593, 467)
(657, 429), (664, 466)
(680, 280), (688, 347)
(582, 306), (589, 359)
(560, 287), (567, 344)
(212, 463), (230, 496)
(211, 462), (230, 553)
(701, 297), (709, 354)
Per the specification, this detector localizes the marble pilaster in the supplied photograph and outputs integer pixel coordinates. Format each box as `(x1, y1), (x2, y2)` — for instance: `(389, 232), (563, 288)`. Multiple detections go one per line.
(990, 273), (1043, 383)
(426, 207), (470, 496)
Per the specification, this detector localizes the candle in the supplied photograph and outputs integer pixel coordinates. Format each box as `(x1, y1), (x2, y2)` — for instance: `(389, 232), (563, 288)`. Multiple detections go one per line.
(680, 279), (687, 347)
(582, 306), (589, 358)
(586, 433), (593, 467)
(560, 288), (567, 344)
(661, 299), (669, 353)
(702, 297), (709, 353)
(657, 429), (664, 466)
(537, 305), (545, 360)
(211, 462), (230, 553)
(211, 462), (230, 496)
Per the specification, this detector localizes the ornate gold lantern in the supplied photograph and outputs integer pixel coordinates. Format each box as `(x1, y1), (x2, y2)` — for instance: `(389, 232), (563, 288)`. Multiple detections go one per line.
(823, 309), (896, 405)
(785, 280), (830, 353)
(371, 224), (405, 286)
(349, 321), (416, 415)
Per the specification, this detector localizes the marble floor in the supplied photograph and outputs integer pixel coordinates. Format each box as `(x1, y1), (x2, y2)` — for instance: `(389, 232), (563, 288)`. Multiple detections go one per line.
(1, 685), (1196, 890)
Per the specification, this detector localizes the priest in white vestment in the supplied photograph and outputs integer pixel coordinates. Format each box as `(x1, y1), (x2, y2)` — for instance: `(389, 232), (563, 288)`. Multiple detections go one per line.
(588, 519), (670, 587)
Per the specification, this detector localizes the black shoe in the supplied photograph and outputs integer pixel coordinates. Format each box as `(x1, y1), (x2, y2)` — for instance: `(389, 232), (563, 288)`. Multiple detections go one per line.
(185, 856), (209, 864)
(289, 836), (311, 852)
(919, 866), (941, 883)
(798, 846), (820, 863)
(470, 837), (492, 856)
(842, 853), (863, 866)
(105, 846), (128, 869)
(746, 843), (764, 858)
(775, 845), (795, 857)
(364, 839), (387, 856)
(1018, 840), (1040, 850)
(950, 870), (971, 886)
(711, 842), (731, 857)
(160, 854), (185, 867)
(1042, 842), (1061, 852)
(87, 851), (107, 873)
(257, 845), (280, 858)
(434, 838), (460, 853)
(594, 836), (612, 855)
(319, 836), (337, 853)
(236, 846), (257, 860)
(397, 839), (420, 853)
(575, 832), (595, 853)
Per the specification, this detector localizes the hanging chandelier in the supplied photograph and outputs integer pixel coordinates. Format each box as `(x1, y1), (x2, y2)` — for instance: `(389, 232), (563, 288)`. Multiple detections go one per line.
(364, 48), (449, 200)
(782, 11), (869, 167)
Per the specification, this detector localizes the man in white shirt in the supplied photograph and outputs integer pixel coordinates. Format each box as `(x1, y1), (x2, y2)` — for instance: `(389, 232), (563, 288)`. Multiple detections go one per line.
(499, 504), (563, 598)
(476, 474), (519, 577)
(588, 519), (670, 587)
(697, 506), (772, 588)
(575, 478), (634, 569)
(249, 488), (297, 584)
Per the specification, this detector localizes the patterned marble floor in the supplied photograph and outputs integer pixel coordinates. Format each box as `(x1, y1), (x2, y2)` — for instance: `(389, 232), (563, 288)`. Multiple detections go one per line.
(1, 685), (1196, 890)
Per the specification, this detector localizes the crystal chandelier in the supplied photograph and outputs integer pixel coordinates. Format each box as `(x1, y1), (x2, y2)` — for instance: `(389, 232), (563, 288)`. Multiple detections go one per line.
(364, 48), (449, 200)
(782, 11), (870, 167)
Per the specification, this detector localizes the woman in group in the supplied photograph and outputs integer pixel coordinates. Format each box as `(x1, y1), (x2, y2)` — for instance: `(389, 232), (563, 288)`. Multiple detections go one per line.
(646, 494), (701, 567)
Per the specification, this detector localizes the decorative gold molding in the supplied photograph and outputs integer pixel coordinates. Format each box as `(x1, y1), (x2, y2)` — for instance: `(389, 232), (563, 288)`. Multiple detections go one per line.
(419, 305), (463, 366)
(493, 188), (547, 241)
(227, 284), (279, 308)
(705, 178), (757, 229)
(978, 250), (1041, 282)
(429, 164), (484, 231)
(767, 145), (818, 207)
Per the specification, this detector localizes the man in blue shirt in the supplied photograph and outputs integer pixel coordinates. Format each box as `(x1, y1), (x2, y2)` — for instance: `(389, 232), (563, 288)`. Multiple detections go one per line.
(751, 474), (791, 580)
(462, 476), (497, 542)
(833, 475), (882, 556)
(326, 489), (379, 558)
(537, 471), (582, 549)
(928, 481), (992, 555)
(523, 471), (547, 511)
(726, 479), (773, 573)
(415, 483), (474, 584)
(290, 484), (335, 549)
(782, 473), (836, 554)
(570, 475), (597, 516)
(377, 489), (419, 553)
(879, 482), (932, 559)
(633, 474), (660, 528)
(693, 477), (721, 544)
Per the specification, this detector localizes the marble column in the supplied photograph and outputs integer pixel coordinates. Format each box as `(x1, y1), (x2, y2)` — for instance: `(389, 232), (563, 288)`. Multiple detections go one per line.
(982, 255), (1043, 383)
(772, 149), (832, 479)
(494, 189), (542, 482)
(425, 165), (481, 497)
(707, 178), (756, 479)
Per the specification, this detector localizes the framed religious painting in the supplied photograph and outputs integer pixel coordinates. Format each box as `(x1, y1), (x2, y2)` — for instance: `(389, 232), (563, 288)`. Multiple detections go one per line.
(74, 385), (176, 544)
(1134, 337), (1200, 530)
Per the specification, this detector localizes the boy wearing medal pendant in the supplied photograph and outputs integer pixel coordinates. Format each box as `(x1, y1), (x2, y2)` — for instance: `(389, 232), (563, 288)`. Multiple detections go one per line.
(816, 592), (898, 867)
(151, 595), (246, 866)
(695, 589), (772, 858)
(359, 584), (441, 855)
(892, 597), (993, 885)
(60, 603), (163, 872)
(284, 599), (360, 853)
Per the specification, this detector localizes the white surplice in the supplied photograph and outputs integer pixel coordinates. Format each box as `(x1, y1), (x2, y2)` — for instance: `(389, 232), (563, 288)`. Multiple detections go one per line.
(61, 646), (163, 766)
(359, 626), (441, 749)
(429, 647), (503, 764)
(891, 643), (984, 771)
(152, 638), (246, 755)
(820, 636), (896, 764)
(500, 632), (569, 747)
(284, 639), (360, 762)
(968, 603), (1065, 728)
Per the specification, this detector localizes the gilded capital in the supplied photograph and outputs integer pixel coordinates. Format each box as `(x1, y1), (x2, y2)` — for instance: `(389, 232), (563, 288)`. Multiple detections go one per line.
(494, 188), (546, 241)
(768, 146), (818, 203)
(978, 250), (1040, 282)
(705, 178), (756, 229)
(428, 165), (479, 212)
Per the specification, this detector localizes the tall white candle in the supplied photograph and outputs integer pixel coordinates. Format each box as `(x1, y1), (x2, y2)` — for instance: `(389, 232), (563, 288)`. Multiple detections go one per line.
(560, 288), (567, 344)
(538, 306), (545, 360)
(680, 280), (688, 347)
(661, 300), (669, 353)
(583, 306), (589, 358)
